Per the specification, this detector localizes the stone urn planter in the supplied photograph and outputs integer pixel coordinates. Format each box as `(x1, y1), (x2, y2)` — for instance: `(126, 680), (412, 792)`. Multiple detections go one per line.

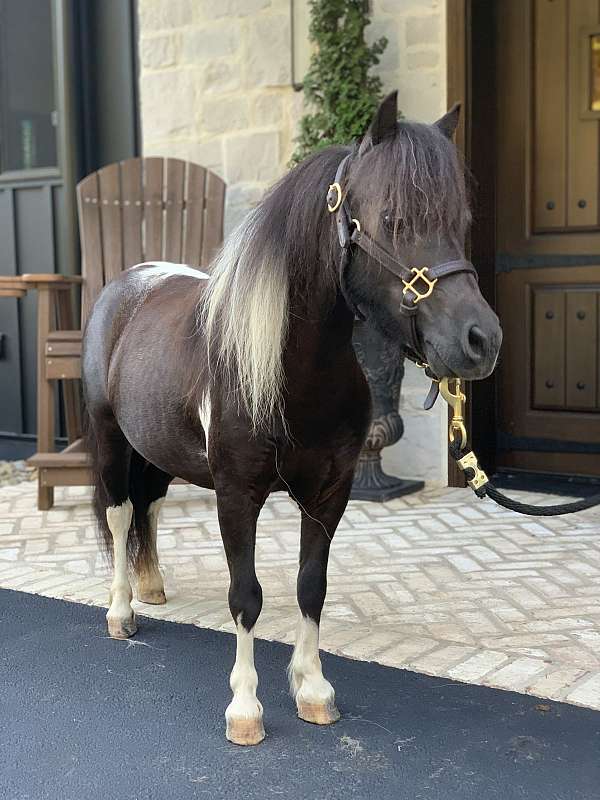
(351, 319), (424, 502)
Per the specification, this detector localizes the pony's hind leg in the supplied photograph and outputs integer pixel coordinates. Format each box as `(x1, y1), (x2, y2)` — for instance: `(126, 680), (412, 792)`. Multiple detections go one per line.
(129, 451), (172, 605)
(106, 500), (135, 639)
(289, 477), (353, 725)
(89, 414), (136, 639)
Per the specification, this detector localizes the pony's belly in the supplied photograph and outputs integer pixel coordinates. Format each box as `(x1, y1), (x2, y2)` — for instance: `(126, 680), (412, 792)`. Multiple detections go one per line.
(121, 423), (214, 489)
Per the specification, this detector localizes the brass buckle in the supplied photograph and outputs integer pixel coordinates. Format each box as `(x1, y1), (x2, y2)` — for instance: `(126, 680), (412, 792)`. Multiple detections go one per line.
(402, 267), (438, 305)
(439, 377), (467, 450)
(457, 451), (489, 491)
(327, 182), (343, 213)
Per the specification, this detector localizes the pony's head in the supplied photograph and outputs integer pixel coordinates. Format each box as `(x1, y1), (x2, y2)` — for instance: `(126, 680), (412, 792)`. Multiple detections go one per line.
(202, 91), (502, 432)
(341, 91), (501, 380)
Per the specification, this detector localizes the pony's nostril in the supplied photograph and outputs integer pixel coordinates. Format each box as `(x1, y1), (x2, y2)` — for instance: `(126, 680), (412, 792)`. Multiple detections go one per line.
(465, 324), (488, 362)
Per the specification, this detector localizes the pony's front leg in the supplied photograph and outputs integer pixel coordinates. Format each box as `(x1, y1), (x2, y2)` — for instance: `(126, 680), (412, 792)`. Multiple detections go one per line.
(216, 489), (266, 746)
(289, 481), (352, 725)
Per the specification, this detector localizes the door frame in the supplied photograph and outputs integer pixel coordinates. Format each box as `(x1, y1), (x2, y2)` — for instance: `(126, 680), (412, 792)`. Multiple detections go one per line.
(446, 0), (498, 485)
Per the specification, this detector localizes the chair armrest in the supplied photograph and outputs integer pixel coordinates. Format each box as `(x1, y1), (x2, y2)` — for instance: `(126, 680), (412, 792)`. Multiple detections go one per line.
(0, 277), (27, 298)
(21, 273), (83, 287)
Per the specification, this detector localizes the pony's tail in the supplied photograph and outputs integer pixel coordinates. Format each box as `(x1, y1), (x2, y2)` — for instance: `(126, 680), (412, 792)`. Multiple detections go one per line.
(84, 407), (115, 564)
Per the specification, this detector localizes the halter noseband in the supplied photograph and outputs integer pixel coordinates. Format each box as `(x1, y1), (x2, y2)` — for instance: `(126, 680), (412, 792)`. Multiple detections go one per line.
(327, 153), (477, 405)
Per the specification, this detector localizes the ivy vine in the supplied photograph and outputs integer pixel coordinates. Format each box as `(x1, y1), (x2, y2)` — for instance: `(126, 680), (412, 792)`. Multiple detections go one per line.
(291, 0), (389, 163)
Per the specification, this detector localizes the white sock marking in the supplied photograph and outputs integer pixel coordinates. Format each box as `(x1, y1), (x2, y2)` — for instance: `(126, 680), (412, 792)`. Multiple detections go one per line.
(226, 617), (263, 723)
(289, 616), (335, 706)
(106, 500), (134, 624)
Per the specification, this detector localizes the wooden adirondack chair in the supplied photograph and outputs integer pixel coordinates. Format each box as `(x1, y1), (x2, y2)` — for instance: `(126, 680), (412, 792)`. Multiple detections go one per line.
(4, 157), (226, 510)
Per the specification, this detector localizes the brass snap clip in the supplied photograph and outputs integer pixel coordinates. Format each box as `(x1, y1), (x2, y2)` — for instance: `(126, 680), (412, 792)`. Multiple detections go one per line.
(439, 377), (467, 451)
(402, 267), (438, 305)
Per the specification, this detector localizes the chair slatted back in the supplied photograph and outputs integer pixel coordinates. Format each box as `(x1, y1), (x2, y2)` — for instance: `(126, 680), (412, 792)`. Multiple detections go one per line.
(76, 157), (226, 324)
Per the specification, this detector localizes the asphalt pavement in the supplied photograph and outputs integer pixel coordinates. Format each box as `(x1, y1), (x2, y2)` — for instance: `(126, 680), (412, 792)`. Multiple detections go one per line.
(1, 588), (599, 800)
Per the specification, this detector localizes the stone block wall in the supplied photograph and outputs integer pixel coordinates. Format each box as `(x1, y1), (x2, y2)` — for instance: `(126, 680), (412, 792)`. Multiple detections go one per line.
(138, 0), (303, 233)
(137, 0), (448, 484)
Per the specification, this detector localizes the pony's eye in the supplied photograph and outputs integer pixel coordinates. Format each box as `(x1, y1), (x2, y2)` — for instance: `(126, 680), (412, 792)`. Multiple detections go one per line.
(381, 211), (397, 232)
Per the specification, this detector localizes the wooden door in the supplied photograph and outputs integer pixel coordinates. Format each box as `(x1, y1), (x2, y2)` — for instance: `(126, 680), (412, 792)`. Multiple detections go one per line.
(496, 0), (600, 477)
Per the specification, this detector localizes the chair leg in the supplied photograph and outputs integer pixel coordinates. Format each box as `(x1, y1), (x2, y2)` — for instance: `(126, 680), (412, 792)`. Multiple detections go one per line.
(56, 289), (82, 443)
(38, 483), (54, 511)
(36, 288), (56, 511)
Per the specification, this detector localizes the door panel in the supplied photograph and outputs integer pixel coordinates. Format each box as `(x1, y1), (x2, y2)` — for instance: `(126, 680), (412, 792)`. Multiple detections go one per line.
(496, 2), (600, 478)
(567, 0), (600, 227)
(532, 288), (566, 409)
(533, 0), (568, 230)
(565, 291), (598, 409)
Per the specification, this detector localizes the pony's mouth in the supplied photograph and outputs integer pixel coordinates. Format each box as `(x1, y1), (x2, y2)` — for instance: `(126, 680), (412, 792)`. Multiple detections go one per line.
(423, 339), (458, 379)
(424, 338), (497, 381)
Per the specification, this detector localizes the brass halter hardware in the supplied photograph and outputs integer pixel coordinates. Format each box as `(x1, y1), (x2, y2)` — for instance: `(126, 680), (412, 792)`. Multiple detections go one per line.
(438, 376), (489, 489)
(402, 267), (438, 305)
(327, 182), (343, 213)
(439, 377), (467, 450)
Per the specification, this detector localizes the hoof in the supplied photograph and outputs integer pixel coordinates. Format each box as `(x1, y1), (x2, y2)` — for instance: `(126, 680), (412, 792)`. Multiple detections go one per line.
(138, 589), (167, 605)
(107, 615), (138, 639)
(297, 700), (340, 725)
(226, 718), (265, 746)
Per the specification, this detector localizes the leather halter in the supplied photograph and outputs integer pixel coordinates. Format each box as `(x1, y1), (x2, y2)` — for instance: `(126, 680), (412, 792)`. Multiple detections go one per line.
(327, 153), (477, 407)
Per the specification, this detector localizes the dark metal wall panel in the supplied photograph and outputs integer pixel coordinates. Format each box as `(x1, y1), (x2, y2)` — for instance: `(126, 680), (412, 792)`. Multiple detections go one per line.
(0, 298), (24, 434)
(13, 185), (57, 434)
(0, 187), (24, 435)
(0, 188), (17, 274)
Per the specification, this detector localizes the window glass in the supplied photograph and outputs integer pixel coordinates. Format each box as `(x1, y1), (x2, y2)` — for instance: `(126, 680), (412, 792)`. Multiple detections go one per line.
(0, 0), (57, 172)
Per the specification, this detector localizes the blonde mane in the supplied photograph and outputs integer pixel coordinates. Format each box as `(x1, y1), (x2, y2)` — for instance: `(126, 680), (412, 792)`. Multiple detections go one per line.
(201, 208), (289, 431)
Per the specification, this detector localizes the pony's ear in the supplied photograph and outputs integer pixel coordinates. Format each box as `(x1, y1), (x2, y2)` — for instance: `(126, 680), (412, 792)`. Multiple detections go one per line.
(358, 91), (398, 155)
(435, 103), (461, 139)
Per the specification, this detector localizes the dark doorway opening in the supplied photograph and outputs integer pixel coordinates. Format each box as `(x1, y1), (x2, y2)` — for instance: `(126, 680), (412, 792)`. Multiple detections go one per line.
(0, 0), (139, 460)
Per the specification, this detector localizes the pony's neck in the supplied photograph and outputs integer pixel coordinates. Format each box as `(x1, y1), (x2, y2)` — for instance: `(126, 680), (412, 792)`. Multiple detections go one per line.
(283, 289), (356, 395)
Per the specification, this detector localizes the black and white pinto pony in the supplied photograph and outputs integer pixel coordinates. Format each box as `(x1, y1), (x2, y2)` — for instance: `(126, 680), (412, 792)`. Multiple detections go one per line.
(83, 93), (502, 745)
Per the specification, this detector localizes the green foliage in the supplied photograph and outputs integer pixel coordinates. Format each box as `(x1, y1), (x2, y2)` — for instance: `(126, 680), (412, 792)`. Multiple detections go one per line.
(291, 0), (388, 164)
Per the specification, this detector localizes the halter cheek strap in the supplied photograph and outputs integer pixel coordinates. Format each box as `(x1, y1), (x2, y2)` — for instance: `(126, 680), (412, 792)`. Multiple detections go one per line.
(328, 153), (478, 395)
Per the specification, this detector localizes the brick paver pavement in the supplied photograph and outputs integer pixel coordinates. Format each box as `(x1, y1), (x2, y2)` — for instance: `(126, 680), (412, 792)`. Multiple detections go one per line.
(1, 481), (599, 710)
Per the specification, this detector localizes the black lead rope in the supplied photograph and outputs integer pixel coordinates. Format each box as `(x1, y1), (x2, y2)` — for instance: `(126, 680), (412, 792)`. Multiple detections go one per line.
(448, 440), (600, 517)
(438, 378), (600, 517)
